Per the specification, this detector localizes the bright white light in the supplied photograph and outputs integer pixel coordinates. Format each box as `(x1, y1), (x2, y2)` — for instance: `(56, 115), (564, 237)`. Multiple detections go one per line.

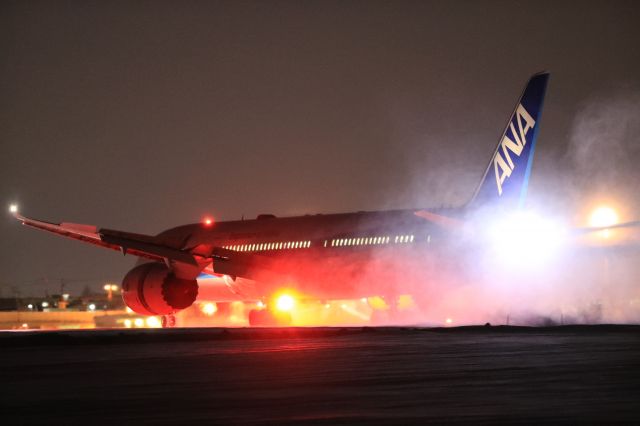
(134, 318), (144, 327)
(9, 204), (18, 214)
(202, 302), (217, 316)
(41, 301), (49, 308)
(256, 300), (265, 309)
(27, 304), (33, 309)
(276, 294), (295, 312)
(88, 303), (96, 311)
(146, 316), (161, 327)
(486, 210), (567, 267)
(589, 206), (618, 228)
(124, 319), (132, 328)
(445, 318), (453, 325)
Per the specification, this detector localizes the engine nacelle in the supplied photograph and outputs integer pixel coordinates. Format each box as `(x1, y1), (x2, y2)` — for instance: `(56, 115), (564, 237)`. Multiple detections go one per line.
(121, 263), (198, 316)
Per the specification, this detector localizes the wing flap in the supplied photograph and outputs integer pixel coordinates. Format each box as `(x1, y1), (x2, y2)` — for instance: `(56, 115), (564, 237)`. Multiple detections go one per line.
(210, 247), (288, 283)
(14, 211), (196, 265)
(101, 229), (198, 265)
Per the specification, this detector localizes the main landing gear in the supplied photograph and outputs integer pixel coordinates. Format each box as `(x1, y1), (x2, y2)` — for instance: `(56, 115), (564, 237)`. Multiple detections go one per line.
(369, 295), (413, 325)
(161, 314), (176, 328)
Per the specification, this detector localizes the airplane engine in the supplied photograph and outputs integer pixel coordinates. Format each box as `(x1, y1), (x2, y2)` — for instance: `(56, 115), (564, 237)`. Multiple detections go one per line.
(121, 262), (198, 316)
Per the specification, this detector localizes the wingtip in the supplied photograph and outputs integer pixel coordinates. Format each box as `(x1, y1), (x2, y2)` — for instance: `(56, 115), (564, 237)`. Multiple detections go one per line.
(8, 203), (26, 223)
(8, 203), (20, 218)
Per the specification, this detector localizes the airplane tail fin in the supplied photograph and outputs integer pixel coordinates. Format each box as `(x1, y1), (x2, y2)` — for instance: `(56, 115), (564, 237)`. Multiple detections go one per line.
(467, 72), (549, 211)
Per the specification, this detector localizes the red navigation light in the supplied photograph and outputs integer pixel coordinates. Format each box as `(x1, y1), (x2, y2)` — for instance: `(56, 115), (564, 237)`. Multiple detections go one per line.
(202, 216), (214, 227)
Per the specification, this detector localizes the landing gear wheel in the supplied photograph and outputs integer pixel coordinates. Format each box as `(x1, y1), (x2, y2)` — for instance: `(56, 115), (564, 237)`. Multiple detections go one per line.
(370, 295), (411, 325)
(162, 314), (176, 328)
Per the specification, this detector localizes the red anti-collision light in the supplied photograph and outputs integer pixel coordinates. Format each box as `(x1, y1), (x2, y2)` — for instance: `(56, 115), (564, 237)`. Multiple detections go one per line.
(202, 217), (214, 227)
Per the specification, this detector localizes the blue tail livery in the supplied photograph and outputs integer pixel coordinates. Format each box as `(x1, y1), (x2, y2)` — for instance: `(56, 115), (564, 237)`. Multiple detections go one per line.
(468, 72), (549, 210)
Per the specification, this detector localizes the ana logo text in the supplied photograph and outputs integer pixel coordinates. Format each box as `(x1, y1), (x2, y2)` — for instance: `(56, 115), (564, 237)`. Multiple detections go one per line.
(493, 104), (536, 195)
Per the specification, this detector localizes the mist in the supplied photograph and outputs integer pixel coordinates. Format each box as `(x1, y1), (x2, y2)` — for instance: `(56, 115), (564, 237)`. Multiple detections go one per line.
(376, 90), (640, 327)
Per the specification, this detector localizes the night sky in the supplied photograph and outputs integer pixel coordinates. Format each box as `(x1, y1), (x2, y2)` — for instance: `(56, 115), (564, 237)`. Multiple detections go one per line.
(2, 1), (640, 296)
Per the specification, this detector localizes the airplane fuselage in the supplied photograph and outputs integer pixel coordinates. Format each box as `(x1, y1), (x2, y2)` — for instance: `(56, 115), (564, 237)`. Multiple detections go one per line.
(157, 209), (464, 303)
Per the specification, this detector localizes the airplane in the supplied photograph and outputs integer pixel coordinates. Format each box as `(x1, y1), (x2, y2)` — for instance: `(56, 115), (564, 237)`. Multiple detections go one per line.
(10, 72), (550, 327)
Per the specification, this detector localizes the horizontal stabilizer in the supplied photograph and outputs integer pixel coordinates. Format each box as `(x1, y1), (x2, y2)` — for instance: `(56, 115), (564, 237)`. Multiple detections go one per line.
(573, 221), (640, 235)
(414, 210), (465, 230)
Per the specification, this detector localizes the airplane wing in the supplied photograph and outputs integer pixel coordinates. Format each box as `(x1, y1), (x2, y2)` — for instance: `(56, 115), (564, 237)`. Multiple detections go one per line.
(208, 247), (288, 283)
(11, 207), (288, 283)
(12, 209), (198, 266)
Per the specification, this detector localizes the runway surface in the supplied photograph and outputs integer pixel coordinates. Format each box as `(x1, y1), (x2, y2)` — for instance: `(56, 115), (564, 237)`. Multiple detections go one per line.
(2, 326), (640, 424)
